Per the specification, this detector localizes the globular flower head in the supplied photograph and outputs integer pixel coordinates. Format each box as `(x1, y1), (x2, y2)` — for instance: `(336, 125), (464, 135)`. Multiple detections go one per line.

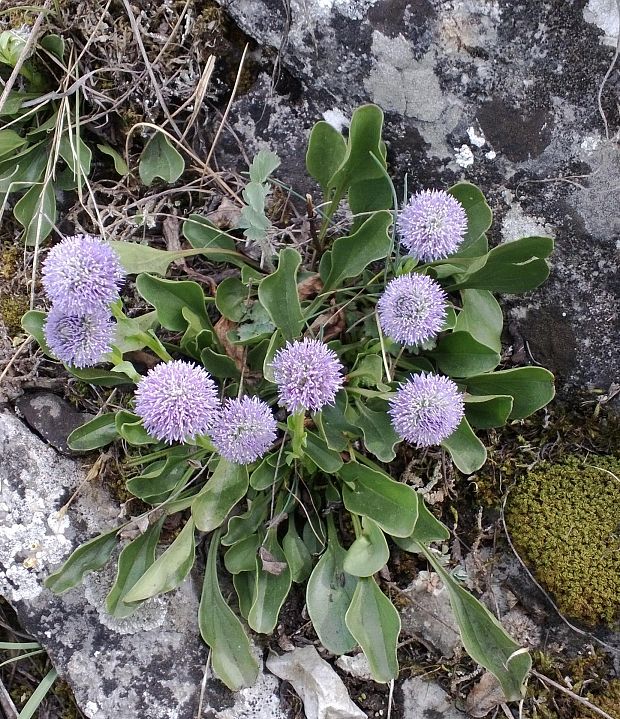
(42, 234), (125, 313)
(44, 306), (115, 368)
(389, 373), (464, 447)
(211, 396), (277, 464)
(397, 189), (467, 261)
(134, 360), (219, 444)
(271, 338), (345, 413)
(377, 273), (447, 346)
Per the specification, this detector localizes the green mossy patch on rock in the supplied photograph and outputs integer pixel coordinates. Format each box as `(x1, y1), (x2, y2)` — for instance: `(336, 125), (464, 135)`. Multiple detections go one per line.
(507, 455), (620, 627)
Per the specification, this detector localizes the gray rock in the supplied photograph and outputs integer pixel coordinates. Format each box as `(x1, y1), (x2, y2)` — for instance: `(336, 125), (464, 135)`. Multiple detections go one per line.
(399, 571), (461, 658)
(219, 0), (620, 391)
(0, 410), (288, 719)
(15, 391), (93, 455)
(400, 676), (462, 719)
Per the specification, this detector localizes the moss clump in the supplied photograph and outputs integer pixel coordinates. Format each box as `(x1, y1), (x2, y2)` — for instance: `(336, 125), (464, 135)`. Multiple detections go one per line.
(506, 455), (620, 626)
(0, 293), (29, 336)
(582, 679), (620, 719)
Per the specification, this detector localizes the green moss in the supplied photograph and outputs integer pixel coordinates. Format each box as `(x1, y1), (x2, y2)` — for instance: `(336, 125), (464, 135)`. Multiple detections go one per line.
(506, 455), (620, 626)
(0, 292), (29, 336)
(582, 679), (620, 719)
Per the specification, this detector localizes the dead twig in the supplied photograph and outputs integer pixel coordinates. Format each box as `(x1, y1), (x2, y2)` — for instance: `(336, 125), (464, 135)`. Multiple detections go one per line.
(532, 670), (616, 719)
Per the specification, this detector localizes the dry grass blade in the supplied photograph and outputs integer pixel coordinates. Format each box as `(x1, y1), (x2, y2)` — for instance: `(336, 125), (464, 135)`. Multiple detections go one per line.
(121, 0), (183, 141)
(204, 43), (249, 169)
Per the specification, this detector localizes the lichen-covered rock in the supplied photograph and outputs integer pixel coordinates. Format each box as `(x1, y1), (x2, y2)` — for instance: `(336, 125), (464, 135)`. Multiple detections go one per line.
(0, 410), (288, 719)
(506, 455), (620, 626)
(219, 0), (620, 392)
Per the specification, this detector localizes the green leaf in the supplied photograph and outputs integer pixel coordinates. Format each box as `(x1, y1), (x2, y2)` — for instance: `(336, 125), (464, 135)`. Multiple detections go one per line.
(115, 411), (157, 446)
(441, 417), (487, 473)
(315, 392), (359, 451)
(199, 533), (259, 691)
(348, 176), (394, 220)
(258, 248), (304, 340)
(123, 518), (195, 602)
(192, 460), (249, 533)
(200, 347), (240, 380)
(450, 236), (554, 293)
(449, 182), (492, 258)
(216, 277), (249, 322)
(432, 331), (500, 377)
(283, 516), (313, 583)
(393, 499), (450, 551)
(249, 148), (280, 183)
(305, 430), (344, 473)
(0, 141), (47, 195)
(222, 493), (270, 546)
(306, 120), (347, 193)
(320, 210), (393, 291)
(224, 534), (261, 575)
(67, 413), (118, 451)
(21, 310), (51, 355)
(465, 367), (555, 419)
(109, 241), (187, 275)
(329, 104), (386, 192)
(262, 330), (285, 383)
(455, 289), (502, 352)
(39, 33), (65, 60)
(420, 546), (531, 701)
(139, 132), (185, 186)
(354, 402), (399, 462)
(345, 576), (400, 683)
(464, 394), (513, 429)
(233, 572), (255, 620)
(14, 181), (56, 246)
(97, 143), (129, 175)
(343, 517), (389, 577)
(105, 517), (165, 618)
(136, 273), (209, 331)
(45, 529), (118, 594)
(340, 463), (418, 538)
(0, 128), (26, 158)
(250, 453), (289, 491)
(126, 456), (189, 502)
(66, 366), (133, 387)
(248, 528), (292, 634)
(183, 214), (237, 252)
(306, 516), (358, 654)
(15, 667), (58, 719)
(59, 133), (92, 180)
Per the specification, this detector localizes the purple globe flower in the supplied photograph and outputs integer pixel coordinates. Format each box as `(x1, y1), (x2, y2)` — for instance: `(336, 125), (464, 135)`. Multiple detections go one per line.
(377, 273), (447, 346)
(389, 373), (464, 447)
(211, 396), (277, 464)
(44, 306), (115, 368)
(397, 189), (467, 262)
(271, 338), (345, 413)
(42, 234), (125, 313)
(134, 360), (219, 444)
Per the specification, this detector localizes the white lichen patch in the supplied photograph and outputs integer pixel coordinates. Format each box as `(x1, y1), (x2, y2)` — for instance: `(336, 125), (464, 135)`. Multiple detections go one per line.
(583, 0), (619, 46)
(364, 32), (447, 122)
(454, 144), (475, 167)
(0, 412), (80, 601)
(501, 204), (555, 243)
(323, 107), (350, 132)
(467, 125), (486, 147)
(83, 562), (169, 635)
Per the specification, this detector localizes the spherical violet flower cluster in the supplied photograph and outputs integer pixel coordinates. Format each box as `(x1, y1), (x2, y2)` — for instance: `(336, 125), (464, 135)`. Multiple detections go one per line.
(211, 396), (277, 465)
(134, 360), (219, 444)
(42, 234), (125, 314)
(389, 373), (464, 447)
(397, 189), (467, 262)
(377, 273), (447, 346)
(42, 234), (125, 367)
(271, 338), (344, 413)
(44, 305), (116, 369)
